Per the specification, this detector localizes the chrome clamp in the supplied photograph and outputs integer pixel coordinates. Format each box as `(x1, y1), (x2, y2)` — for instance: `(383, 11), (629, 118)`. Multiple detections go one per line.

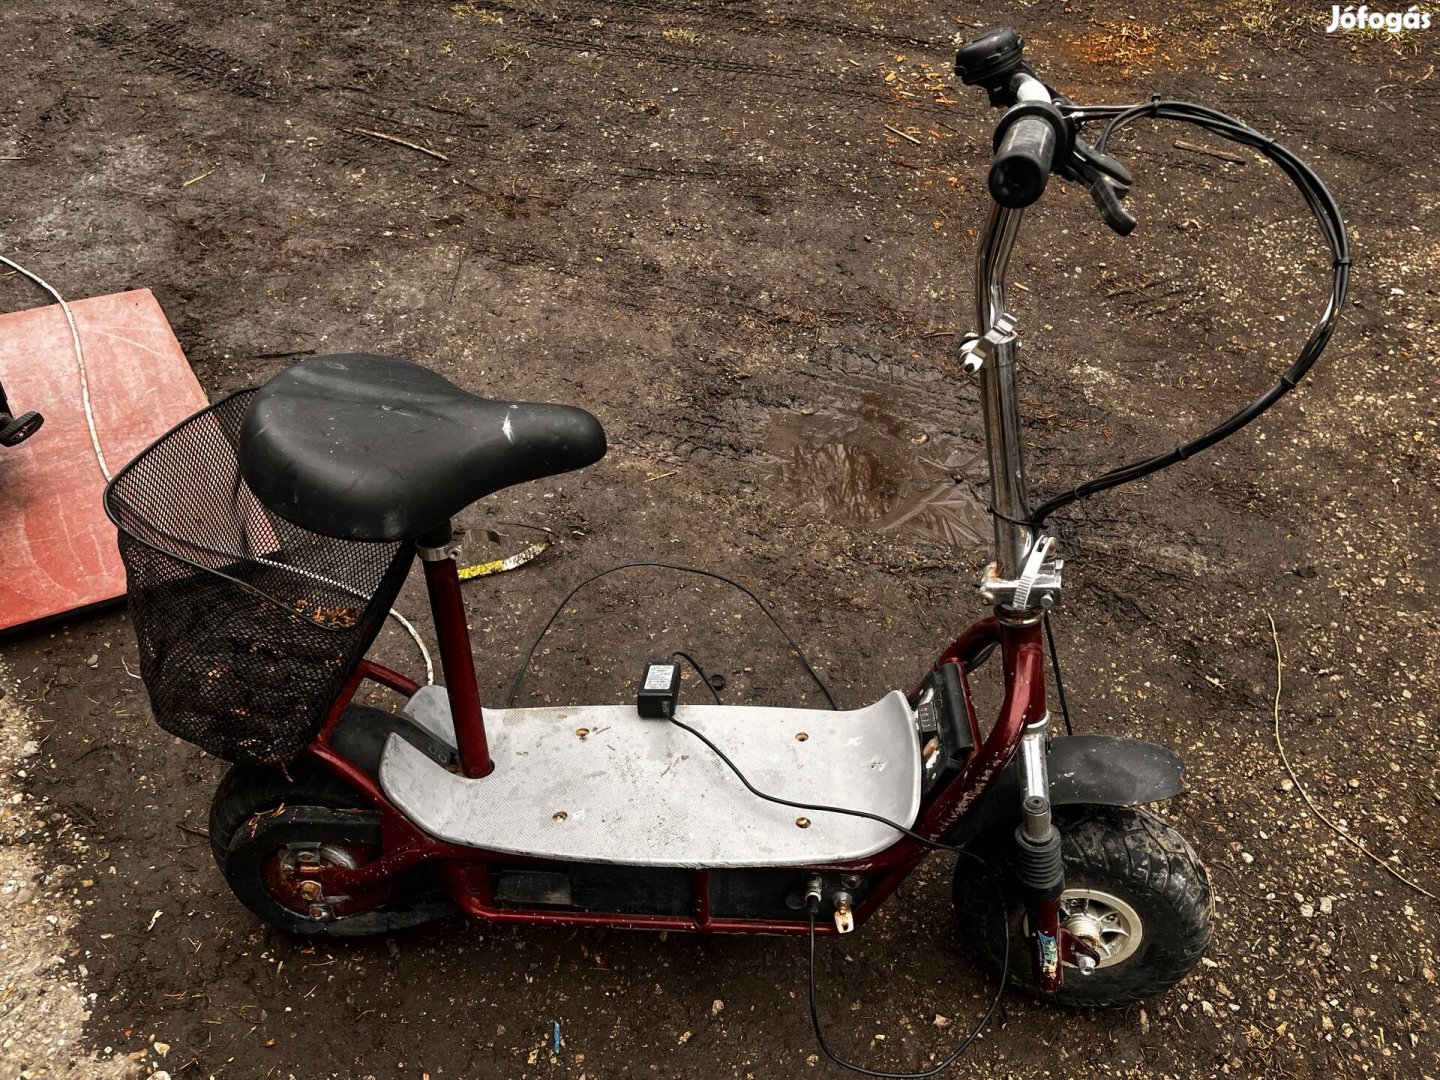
(959, 311), (1018, 374)
(417, 534), (465, 563)
(979, 534), (1062, 611)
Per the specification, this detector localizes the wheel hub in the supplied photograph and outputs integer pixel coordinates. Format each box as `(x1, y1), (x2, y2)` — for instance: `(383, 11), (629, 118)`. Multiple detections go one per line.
(263, 841), (388, 919)
(1059, 887), (1143, 969)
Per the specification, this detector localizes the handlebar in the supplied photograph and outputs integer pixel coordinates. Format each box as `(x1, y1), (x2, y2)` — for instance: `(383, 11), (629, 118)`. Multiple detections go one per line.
(956, 27), (1135, 230)
(954, 27), (1351, 538)
(955, 27), (1057, 208)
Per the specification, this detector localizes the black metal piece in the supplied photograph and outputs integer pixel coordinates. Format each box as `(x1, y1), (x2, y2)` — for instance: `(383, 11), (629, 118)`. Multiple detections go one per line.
(914, 665), (974, 799)
(0, 380), (43, 447)
(488, 862), (694, 915)
(329, 703), (456, 775)
(945, 735), (1185, 846)
(936, 663), (976, 755)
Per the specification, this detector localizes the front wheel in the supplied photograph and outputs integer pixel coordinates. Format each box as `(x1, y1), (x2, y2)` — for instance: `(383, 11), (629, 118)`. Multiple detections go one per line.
(952, 804), (1212, 1007)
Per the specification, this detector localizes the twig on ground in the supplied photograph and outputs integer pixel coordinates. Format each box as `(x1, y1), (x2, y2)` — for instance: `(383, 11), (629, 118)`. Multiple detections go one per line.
(1267, 613), (1436, 901)
(348, 127), (450, 162)
(1174, 139), (1246, 165)
(883, 124), (923, 146)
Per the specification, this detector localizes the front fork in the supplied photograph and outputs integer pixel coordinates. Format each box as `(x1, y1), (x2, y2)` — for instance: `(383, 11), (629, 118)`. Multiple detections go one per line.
(939, 615), (1095, 993)
(1014, 715), (1101, 991)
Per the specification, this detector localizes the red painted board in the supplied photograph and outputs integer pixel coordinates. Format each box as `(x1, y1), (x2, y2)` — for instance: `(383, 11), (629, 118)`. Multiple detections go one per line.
(0, 288), (208, 632)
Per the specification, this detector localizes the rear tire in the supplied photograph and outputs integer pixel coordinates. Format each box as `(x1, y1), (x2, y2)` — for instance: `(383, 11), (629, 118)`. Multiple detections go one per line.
(209, 761), (455, 938)
(952, 804), (1212, 1007)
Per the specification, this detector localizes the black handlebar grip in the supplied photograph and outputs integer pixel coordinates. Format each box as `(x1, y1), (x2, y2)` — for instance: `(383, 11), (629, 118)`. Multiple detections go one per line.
(989, 114), (1056, 208)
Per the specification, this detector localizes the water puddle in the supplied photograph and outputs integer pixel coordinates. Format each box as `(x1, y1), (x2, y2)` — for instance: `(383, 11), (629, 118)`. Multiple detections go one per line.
(765, 394), (992, 551)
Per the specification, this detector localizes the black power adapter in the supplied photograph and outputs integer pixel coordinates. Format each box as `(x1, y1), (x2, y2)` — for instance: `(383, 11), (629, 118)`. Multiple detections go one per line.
(637, 661), (681, 718)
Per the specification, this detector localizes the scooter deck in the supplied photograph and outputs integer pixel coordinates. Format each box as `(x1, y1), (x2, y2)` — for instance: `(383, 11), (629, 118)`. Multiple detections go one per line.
(380, 687), (922, 868)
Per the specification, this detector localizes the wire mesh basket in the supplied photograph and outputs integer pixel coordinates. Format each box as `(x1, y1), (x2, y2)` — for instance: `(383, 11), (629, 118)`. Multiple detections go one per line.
(104, 390), (414, 765)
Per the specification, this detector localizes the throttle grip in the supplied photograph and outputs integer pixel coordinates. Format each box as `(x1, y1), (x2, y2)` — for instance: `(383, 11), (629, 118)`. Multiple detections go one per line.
(990, 115), (1056, 208)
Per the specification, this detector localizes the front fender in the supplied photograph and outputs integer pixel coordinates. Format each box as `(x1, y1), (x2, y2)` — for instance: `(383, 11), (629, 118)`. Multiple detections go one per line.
(946, 734), (1184, 847)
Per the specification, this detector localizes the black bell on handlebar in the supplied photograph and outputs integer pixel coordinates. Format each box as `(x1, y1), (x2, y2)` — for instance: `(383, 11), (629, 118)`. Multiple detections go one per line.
(955, 27), (1033, 107)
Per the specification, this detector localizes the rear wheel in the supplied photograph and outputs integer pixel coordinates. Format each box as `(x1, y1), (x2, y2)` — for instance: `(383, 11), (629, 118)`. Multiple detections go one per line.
(952, 804), (1212, 1007)
(209, 761), (455, 938)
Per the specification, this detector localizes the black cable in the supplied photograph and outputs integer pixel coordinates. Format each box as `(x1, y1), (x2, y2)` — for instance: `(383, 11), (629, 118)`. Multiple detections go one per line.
(662, 661), (1010, 1077)
(807, 853), (1008, 1079)
(665, 685), (1009, 1077)
(1042, 612), (1073, 737)
(666, 711), (969, 847)
(670, 650), (723, 705)
(1015, 98), (1350, 527)
(517, 577), (932, 846)
(504, 561), (838, 709)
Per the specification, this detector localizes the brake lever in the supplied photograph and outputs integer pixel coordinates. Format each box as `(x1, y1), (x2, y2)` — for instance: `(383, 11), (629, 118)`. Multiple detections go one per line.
(1058, 132), (1137, 236)
(1086, 173), (1137, 236)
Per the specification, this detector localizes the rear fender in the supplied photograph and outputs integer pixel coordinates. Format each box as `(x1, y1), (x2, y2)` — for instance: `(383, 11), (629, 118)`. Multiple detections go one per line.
(330, 703), (455, 778)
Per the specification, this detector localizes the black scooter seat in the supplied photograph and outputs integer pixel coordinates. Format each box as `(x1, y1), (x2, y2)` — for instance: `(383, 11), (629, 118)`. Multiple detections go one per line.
(239, 354), (606, 542)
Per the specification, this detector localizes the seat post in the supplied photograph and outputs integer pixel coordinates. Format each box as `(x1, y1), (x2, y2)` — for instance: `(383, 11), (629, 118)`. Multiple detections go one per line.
(417, 523), (493, 778)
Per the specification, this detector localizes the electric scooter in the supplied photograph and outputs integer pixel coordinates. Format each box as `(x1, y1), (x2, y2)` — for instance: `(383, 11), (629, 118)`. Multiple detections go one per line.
(103, 25), (1347, 1063)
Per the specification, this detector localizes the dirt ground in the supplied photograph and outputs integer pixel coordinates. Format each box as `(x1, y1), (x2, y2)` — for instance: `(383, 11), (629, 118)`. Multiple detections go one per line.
(2, 0), (1438, 1077)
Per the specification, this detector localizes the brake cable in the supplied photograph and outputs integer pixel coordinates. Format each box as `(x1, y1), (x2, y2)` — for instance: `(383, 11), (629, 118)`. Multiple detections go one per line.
(1019, 98), (1350, 527)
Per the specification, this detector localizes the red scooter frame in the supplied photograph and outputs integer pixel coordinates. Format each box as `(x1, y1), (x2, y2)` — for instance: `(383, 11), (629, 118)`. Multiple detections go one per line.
(293, 554), (1045, 944)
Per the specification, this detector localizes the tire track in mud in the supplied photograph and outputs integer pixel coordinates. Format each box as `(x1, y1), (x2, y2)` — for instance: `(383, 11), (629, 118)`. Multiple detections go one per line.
(502, 22), (958, 120)
(1101, 272), (1212, 322)
(90, 17), (496, 162)
(444, 205), (946, 353)
(89, 9), (954, 123)
(93, 19), (275, 100)
(88, 14), (955, 204)
(494, 0), (944, 51)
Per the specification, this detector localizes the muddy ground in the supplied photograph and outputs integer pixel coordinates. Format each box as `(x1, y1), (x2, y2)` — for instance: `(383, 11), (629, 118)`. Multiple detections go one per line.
(2, 0), (1438, 1077)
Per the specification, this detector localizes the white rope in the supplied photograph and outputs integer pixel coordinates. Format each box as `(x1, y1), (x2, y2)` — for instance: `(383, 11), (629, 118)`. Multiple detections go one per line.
(244, 553), (434, 684)
(0, 254), (111, 481)
(2, 253), (434, 683)
(387, 606), (434, 685)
